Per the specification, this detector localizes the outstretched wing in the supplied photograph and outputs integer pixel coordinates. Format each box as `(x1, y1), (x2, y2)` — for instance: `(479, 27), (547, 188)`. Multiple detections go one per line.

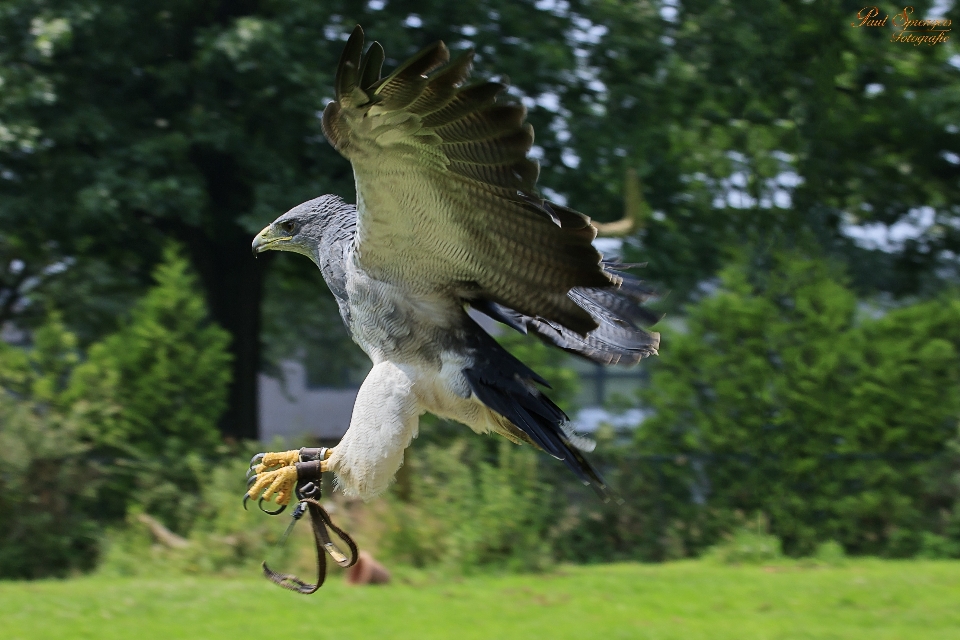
(322, 26), (614, 334)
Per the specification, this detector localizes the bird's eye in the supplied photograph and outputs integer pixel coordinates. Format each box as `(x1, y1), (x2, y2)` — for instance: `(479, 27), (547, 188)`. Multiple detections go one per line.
(279, 221), (296, 234)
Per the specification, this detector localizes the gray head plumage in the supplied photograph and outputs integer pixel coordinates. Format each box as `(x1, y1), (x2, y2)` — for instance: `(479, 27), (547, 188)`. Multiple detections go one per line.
(252, 195), (356, 266)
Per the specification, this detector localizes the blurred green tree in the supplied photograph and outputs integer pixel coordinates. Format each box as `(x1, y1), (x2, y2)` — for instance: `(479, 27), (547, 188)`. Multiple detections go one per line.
(569, 0), (960, 299)
(636, 250), (960, 555)
(68, 245), (231, 460)
(67, 245), (233, 529)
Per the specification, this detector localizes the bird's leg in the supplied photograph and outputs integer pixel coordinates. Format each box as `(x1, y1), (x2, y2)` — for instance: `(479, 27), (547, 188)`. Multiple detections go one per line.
(246, 448), (332, 507)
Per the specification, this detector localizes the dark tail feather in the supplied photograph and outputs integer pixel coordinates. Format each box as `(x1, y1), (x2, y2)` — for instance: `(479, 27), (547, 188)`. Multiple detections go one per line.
(472, 264), (661, 366)
(461, 325), (612, 501)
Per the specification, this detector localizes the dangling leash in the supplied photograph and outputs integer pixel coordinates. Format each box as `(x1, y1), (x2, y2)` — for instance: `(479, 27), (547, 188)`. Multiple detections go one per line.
(247, 448), (358, 594)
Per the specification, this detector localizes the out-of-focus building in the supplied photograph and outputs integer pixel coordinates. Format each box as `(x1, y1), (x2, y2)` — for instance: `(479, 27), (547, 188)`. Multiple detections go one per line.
(258, 360), (357, 444)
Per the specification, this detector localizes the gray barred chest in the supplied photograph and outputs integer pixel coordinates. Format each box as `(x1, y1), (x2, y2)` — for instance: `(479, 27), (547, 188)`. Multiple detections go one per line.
(344, 264), (465, 367)
(342, 262), (486, 430)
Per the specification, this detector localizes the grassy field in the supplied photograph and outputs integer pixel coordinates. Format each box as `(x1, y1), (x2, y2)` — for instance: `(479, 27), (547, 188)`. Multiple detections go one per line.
(1, 560), (958, 640)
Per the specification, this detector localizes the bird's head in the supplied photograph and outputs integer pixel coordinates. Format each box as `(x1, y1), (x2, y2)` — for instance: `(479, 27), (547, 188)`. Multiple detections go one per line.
(252, 195), (348, 264)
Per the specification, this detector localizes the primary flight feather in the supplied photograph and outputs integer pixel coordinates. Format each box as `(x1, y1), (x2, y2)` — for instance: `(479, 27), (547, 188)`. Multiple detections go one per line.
(248, 25), (660, 503)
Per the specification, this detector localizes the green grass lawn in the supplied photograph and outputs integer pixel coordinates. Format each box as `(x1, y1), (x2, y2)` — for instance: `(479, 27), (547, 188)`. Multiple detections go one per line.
(1, 560), (958, 640)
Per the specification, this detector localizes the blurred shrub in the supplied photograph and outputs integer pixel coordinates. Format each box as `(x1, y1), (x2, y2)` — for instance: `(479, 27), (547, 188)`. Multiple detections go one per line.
(705, 527), (783, 565)
(68, 244), (230, 456)
(916, 532), (960, 559)
(98, 451), (313, 577)
(919, 425), (960, 559)
(379, 438), (556, 574)
(813, 540), (847, 565)
(541, 429), (708, 564)
(0, 317), (101, 578)
(636, 252), (960, 557)
(698, 514), (783, 565)
(67, 244), (232, 529)
(0, 245), (233, 577)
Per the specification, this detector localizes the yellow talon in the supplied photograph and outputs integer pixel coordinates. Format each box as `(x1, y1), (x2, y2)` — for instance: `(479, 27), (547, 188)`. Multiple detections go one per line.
(249, 465), (298, 506)
(253, 449), (300, 475)
(246, 448), (334, 506)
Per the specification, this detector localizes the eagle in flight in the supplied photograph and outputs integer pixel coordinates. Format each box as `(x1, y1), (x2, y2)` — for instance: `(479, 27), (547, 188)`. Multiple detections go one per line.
(247, 26), (659, 505)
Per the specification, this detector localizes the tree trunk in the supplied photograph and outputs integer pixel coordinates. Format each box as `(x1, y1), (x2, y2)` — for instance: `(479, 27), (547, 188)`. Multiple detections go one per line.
(184, 230), (269, 442)
(173, 145), (271, 442)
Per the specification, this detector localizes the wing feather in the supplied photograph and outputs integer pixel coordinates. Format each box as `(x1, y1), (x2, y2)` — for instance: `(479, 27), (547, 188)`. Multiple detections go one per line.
(372, 42), (450, 110)
(334, 29), (365, 100)
(407, 52), (475, 114)
(322, 25), (614, 334)
(420, 83), (506, 127)
(446, 160), (539, 193)
(441, 126), (533, 165)
(434, 105), (527, 142)
(358, 41), (385, 91)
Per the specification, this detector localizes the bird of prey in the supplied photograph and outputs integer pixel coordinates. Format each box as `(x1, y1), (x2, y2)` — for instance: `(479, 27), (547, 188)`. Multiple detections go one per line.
(247, 25), (660, 505)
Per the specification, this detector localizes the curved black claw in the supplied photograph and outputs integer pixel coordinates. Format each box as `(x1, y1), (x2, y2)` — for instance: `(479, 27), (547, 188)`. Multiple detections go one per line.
(259, 498), (286, 516)
(249, 452), (266, 468)
(246, 466), (260, 480)
(243, 475), (259, 511)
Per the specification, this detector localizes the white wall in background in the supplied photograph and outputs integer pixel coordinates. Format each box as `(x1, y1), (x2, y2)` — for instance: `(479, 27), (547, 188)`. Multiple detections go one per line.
(258, 360), (357, 442)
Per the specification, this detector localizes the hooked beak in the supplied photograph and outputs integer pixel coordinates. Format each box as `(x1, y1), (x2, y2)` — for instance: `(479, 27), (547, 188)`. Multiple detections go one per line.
(252, 226), (292, 255)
